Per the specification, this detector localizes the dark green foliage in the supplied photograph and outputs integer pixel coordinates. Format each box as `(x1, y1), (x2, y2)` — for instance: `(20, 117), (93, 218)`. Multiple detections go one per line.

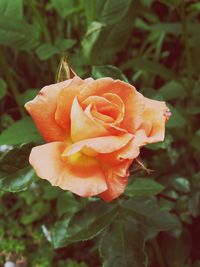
(92, 65), (129, 82)
(99, 214), (147, 267)
(0, 167), (36, 192)
(0, 116), (43, 145)
(125, 178), (164, 197)
(52, 201), (117, 248)
(0, 0), (199, 266)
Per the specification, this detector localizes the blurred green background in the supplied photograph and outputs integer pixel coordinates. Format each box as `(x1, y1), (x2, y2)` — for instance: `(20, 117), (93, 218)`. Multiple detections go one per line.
(0, 0), (200, 266)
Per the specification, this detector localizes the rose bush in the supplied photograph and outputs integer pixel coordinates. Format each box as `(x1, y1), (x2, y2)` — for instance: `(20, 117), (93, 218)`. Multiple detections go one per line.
(25, 76), (170, 201)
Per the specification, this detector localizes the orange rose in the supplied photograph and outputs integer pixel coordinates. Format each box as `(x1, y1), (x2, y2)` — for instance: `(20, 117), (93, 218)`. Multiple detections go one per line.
(25, 76), (170, 201)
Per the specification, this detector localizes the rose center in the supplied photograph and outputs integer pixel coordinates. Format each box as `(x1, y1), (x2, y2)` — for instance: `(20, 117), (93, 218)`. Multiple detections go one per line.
(82, 94), (124, 124)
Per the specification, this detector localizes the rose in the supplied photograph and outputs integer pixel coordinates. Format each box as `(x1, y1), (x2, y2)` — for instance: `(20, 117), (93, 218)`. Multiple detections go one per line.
(25, 76), (170, 201)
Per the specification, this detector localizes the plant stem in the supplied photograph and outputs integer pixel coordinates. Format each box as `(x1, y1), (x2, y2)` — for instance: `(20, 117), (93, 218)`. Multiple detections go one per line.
(151, 239), (166, 267)
(0, 51), (25, 117)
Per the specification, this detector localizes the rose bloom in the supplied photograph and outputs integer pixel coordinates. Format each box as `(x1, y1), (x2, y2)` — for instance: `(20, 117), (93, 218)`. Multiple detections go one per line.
(25, 76), (170, 201)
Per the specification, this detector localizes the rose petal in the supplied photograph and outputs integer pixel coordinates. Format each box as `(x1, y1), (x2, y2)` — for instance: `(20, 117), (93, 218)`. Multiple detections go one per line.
(90, 108), (114, 123)
(82, 95), (120, 123)
(79, 78), (144, 133)
(118, 129), (148, 159)
(84, 105), (127, 135)
(99, 162), (131, 202)
(103, 93), (125, 124)
(29, 142), (107, 197)
(63, 134), (133, 157)
(141, 97), (168, 143)
(112, 159), (132, 177)
(55, 76), (85, 131)
(97, 129), (147, 165)
(71, 97), (109, 142)
(24, 79), (74, 142)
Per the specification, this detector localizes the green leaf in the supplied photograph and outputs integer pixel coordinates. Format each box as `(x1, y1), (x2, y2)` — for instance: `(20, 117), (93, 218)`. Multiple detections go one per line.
(190, 3), (200, 11)
(52, 218), (71, 248)
(100, 0), (132, 25)
(99, 214), (147, 267)
(122, 198), (180, 231)
(20, 89), (38, 105)
(52, 201), (117, 248)
(36, 44), (58, 60)
(82, 21), (105, 59)
(158, 80), (186, 100)
(0, 0), (23, 19)
(51, 0), (72, 18)
(20, 201), (50, 225)
(0, 117), (43, 145)
(188, 192), (200, 217)
(57, 192), (81, 218)
(0, 78), (7, 100)
(150, 23), (182, 35)
(166, 105), (187, 128)
(0, 167), (36, 192)
(123, 58), (177, 81)
(0, 143), (33, 173)
(90, 1), (139, 63)
(158, 198), (175, 212)
(20, 190), (35, 205)
(55, 39), (76, 51)
(150, 22), (200, 36)
(42, 184), (61, 200)
(92, 65), (128, 82)
(51, 0), (81, 18)
(0, 16), (39, 50)
(36, 39), (76, 60)
(125, 178), (164, 197)
(172, 177), (190, 193)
